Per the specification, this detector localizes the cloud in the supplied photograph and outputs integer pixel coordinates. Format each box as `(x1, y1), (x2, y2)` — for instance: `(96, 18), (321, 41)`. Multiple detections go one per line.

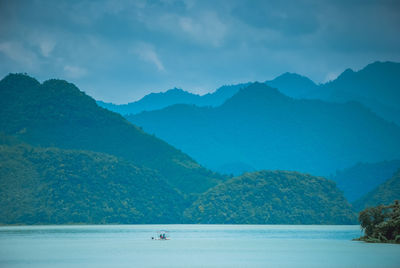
(132, 42), (165, 72)
(0, 41), (38, 68)
(63, 65), (88, 78)
(232, 0), (319, 36)
(178, 12), (227, 47)
(0, 0), (399, 103)
(37, 39), (56, 57)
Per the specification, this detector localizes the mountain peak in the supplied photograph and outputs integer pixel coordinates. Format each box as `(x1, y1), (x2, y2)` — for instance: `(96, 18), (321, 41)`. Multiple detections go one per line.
(222, 82), (288, 109)
(273, 72), (315, 83)
(265, 72), (317, 98)
(235, 82), (285, 98)
(336, 68), (355, 81)
(0, 73), (40, 92)
(165, 87), (186, 94)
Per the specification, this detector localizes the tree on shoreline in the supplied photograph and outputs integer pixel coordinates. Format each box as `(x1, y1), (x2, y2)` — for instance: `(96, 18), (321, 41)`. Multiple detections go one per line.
(357, 200), (400, 243)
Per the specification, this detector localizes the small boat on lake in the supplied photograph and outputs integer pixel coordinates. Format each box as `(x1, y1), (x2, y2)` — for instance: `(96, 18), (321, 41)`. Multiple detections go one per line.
(152, 230), (170, 240)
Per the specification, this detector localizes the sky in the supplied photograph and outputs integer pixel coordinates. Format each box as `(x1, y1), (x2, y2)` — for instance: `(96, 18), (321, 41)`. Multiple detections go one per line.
(0, 0), (399, 103)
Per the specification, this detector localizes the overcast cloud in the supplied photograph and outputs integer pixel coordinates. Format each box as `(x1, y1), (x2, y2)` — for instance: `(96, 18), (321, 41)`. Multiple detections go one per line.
(0, 0), (399, 103)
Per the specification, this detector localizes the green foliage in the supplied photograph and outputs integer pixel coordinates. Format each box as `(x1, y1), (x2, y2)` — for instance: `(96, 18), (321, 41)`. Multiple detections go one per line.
(353, 170), (400, 212)
(331, 160), (400, 202)
(0, 143), (187, 224)
(357, 201), (400, 243)
(0, 73), (224, 195)
(0, 74), (363, 225)
(183, 170), (357, 224)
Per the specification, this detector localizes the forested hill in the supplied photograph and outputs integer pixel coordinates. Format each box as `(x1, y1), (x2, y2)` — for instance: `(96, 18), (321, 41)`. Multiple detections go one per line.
(0, 141), (187, 224)
(0, 137), (357, 225)
(128, 82), (400, 176)
(330, 160), (400, 202)
(0, 73), (223, 195)
(184, 170), (357, 224)
(352, 170), (400, 212)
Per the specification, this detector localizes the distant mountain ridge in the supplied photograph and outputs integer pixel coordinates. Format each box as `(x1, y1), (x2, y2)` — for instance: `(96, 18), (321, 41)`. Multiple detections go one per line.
(100, 61), (400, 125)
(265, 72), (318, 98)
(309, 61), (400, 125)
(128, 82), (400, 176)
(97, 83), (250, 115)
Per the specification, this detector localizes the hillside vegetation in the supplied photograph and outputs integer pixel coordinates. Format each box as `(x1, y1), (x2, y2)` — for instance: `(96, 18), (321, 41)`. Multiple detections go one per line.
(356, 201), (400, 243)
(353, 170), (400, 212)
(184, 170), (357, 224)
(0, 73), (223, 195)
(330, 160), (400, 202)
(0, 142), (186, 224)
(0, 73), (368, 225)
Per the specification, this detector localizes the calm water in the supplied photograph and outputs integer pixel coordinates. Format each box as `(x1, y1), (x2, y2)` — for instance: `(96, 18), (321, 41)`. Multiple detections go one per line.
(0, 225), (399, 268)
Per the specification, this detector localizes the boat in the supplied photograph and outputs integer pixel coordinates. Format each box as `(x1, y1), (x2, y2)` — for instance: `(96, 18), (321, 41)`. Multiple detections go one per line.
(152, 230), (170, 240)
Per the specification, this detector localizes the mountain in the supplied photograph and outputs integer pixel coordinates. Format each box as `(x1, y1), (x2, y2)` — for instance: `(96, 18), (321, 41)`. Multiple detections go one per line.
(0, 141), (187, 224)
(97, 83), (250, 115)
(309, 61), (400, 125)
(183, 170), (357, 224)
(128, 82), (400, 176)
(97, 88), (201, 115)
(0, 73), (223, 195)
(352, 170), (400, 212)
(330, 160), (400, 202)
(99, 61), (400, 126)
(265, 72), (318, 98)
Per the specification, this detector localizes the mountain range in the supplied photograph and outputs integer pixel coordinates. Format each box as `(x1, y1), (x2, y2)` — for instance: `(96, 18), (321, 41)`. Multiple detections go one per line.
(0, 73), (224, 196)
(97, 83), (250, 115)
(99, 61), (400, 126)
(308, 61), (400, 125)
(0, 73), (360, 224)
(127, 82), (400, 176)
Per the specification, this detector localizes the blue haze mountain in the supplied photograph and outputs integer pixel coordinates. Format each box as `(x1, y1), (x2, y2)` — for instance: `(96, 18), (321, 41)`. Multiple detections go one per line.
(127, 82), (400, 176)
(307, 61), (400, 125)
(0, 74), (358, 225)
(352, 170), (400, 212)
(97, 83), (250, 115)
(265, 72), (318, 99)
(101, 61), (399, 127)
(330, 160), (400, 202)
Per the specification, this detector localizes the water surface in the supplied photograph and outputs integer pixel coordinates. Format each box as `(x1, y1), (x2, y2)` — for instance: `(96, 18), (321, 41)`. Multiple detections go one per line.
(1, 225), (399, 267)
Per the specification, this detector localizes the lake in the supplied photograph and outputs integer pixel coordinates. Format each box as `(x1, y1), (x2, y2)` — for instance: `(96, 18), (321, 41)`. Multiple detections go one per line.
(0, 225), (399, 268)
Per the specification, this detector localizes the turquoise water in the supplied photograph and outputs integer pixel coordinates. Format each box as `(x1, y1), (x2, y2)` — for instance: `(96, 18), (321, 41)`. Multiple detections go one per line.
(0, 225), (399, 267)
